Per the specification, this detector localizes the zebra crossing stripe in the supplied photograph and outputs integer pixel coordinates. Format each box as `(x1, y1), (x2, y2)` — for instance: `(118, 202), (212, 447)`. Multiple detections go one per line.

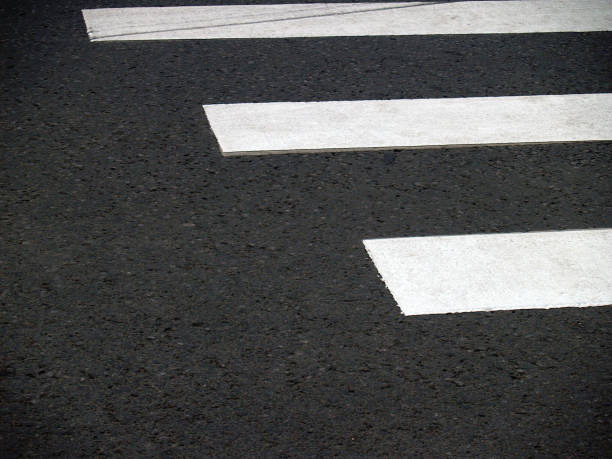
(82, 0), (612, 41)
(363, 229), (612, 316)
(203, 94), (612, 156)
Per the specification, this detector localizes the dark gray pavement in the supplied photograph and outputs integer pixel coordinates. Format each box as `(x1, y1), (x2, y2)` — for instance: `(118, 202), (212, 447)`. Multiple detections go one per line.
(2, 1), (611, 456)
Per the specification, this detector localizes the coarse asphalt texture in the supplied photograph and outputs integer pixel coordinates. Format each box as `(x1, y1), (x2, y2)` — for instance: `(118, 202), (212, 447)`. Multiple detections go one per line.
(2, 0), (611, 456)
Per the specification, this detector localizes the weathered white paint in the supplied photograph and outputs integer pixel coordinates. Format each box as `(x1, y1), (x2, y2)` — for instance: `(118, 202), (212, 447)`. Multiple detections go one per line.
(363, 229), (612, 316)
(82, 1), (612, 41)
(203, 94), (612, 156)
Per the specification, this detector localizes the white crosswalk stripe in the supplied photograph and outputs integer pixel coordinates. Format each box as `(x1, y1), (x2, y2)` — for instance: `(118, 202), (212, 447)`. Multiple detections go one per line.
(204, 94), (612, 156)
(82, 1), (612, 41)
(364, 229), (612, 316)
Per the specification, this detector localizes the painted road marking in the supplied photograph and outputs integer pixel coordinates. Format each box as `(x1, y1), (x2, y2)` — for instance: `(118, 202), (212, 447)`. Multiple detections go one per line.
(363, 229), (612, 316)
(82, 0), (612, 41)
(203, 94), (612, 156)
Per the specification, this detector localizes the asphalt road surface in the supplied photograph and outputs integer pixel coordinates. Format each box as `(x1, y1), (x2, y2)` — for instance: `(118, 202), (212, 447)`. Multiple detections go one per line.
(2, 0), (611, 456)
